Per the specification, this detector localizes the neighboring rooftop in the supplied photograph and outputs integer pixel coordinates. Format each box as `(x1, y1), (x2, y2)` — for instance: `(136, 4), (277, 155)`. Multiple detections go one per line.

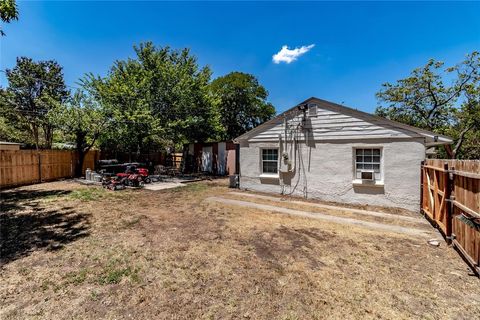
(0, 141), (22, 150)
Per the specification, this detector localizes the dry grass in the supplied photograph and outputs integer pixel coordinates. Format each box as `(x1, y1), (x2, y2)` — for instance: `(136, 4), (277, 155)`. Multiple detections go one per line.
(0, 180), (479, 319)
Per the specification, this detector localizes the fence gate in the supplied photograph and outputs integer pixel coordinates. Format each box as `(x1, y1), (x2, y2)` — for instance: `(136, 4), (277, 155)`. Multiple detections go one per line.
(421, 159), (480, 274)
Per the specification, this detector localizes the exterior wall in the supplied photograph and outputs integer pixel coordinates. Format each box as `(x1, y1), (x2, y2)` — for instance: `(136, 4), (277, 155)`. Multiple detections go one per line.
(239, 138), (425, 211)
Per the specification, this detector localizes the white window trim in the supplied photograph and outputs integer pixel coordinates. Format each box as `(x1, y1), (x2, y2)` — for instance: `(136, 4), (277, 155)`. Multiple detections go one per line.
(260, 148), (279, 178)
(352, 179), (385, 187)
(259, 173), (280, 179)
(352, 147), (384, 186)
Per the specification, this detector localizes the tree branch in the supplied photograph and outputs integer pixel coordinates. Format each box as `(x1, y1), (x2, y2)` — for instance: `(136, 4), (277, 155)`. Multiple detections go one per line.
(442, 64), (475, 106)
(452, 122), (475, 158)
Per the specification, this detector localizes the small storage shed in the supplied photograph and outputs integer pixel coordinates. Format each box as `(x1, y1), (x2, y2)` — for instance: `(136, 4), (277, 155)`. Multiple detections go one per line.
(234, 97), (453, 211)
(183, 141), (237, 175)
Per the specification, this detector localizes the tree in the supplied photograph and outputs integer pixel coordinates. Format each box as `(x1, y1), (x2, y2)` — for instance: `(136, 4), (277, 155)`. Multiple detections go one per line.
(0, 0), (19, 36)
(82, 58), (164, 158)
(83, 42), (221, 155)
(375, 52), (479, 158)
(445, 82), (480, 159)
(210, 72), (276, 140)
(52, 90), (109, 177)
(3, 57), (69, 149)
(0, 88), (33, 144)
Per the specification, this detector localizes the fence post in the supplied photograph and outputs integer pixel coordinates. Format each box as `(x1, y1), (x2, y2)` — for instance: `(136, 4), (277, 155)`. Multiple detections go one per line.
(420, 160), (425, 215)
(38, 152), (42, 183)
(444, 162), (452, 243)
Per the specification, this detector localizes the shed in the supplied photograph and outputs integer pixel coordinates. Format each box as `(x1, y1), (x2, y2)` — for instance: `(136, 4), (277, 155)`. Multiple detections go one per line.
(234, 97), (453, 211)
(0, 142), (22, 151)
(183, 141), (237, 175)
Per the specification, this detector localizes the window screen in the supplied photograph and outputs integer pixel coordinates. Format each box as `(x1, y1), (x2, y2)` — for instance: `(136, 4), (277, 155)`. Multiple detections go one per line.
(262, 149), (278, 174)
(355, 148), (381, 180)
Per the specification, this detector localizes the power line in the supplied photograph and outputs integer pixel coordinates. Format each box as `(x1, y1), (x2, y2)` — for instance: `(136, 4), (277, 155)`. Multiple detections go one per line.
(0, 69), (84, 91)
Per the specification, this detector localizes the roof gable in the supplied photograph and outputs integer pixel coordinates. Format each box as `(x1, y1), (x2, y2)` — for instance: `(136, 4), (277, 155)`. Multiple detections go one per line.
(235, 97), (453, 145)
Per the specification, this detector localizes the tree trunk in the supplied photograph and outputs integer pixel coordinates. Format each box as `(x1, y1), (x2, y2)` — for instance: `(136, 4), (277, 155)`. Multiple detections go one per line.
(75, 131), (87, 177)
(444, 144), (454, 159)
(43, 124), (54, 149)
(450, 124), (474, 159)
(31, 123), (39, 150)
(75, 149), (85, 177)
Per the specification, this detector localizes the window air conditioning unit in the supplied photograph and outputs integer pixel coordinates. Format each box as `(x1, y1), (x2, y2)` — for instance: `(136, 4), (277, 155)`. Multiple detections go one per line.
(361, 170), (375, 181)
(308, 103), (318, 117)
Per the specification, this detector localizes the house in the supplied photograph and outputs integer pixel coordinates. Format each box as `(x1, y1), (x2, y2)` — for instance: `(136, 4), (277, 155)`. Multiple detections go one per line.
(0, 141), (22, 151)
(233, 97), (453, 211)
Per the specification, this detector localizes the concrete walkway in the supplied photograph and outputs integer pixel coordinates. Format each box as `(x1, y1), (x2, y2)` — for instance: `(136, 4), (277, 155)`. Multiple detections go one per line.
(143, 182), (185, 191)
(229, 192), (428, 224)
(207, 196), (435, 238)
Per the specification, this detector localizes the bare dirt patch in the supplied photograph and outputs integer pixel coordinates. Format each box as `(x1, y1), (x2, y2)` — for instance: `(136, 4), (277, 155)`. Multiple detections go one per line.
(1, 180), (479, 319)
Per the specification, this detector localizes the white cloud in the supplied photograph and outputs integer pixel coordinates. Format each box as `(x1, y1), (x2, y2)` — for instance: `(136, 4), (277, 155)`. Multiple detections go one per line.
(272, 44), (315, 64)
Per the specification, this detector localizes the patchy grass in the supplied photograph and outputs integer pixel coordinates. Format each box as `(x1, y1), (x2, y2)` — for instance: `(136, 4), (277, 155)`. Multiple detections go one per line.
(90, 290), (100, 301)
(96, 256), (141, 285)
(98, 266), (140, 285)
(167, 182), (208, 194)
(64, 268), (89, 285)
(0, 180), (478, 320)
(66, 187), (109, 201)
(121, 215), (144, 229)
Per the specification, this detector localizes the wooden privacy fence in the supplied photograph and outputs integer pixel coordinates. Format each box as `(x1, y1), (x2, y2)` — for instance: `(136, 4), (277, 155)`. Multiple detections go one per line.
(0, 149), (100, 189)
(421, 159), (480, 274)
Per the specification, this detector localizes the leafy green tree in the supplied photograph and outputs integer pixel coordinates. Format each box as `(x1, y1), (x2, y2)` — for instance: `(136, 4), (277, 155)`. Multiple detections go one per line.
(0, 0), (19, 36)
(376, 52), (479, 158)
(0, 115), (31, 144)
(445, 82), (480, 159)
(210, 72), (275, 140)
(0, 88), (32, 144)
(83, 60), (163, 157)
(2, 57), (69, 149)
(83, 42), (221, 155)
(52, 90), (109, 176)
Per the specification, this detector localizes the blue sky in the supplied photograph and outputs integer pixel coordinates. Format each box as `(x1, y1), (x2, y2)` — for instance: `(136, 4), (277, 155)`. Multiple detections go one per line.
(1, 1), (479, 113)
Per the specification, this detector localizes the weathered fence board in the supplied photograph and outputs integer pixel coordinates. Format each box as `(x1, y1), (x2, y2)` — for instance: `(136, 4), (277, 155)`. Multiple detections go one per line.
(0, 150), (99, 188)
(421, 159), (480, 274)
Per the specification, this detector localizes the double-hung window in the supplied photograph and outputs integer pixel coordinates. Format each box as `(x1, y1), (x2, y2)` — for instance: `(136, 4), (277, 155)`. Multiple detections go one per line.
(262, 149), (278, 174)
(355, 148), (381, 180)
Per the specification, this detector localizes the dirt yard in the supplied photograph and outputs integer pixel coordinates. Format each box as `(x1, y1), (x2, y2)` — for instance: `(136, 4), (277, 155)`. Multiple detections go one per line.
(1, 180), (479, 319)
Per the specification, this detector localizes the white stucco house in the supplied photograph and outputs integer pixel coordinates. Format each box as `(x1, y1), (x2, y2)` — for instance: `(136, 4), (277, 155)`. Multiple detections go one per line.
(234, 97), (453, 211)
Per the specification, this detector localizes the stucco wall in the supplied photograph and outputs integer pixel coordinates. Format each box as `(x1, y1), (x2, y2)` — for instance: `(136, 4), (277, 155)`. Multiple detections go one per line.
(239, 138), (425, 212)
